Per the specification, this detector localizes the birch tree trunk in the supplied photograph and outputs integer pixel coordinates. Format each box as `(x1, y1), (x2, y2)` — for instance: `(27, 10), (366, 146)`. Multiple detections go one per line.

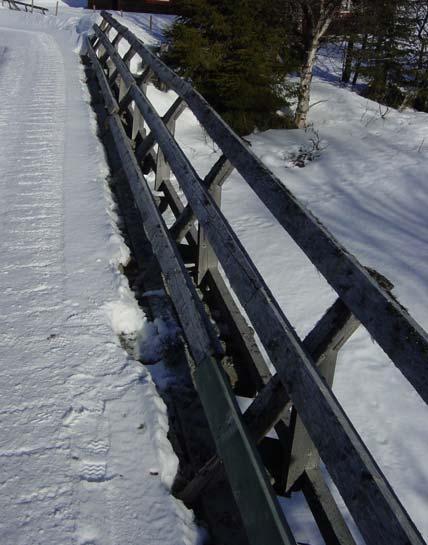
(294, 1), (340, 129)
(295, 38), (320, 128)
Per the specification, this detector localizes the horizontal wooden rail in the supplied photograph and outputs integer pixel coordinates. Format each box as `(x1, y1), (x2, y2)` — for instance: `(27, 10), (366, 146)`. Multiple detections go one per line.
(4, 0), (48, 13)
(88, 41), (297, 545)
(87, 15), (428, 545)
(100, 10), (428, 408)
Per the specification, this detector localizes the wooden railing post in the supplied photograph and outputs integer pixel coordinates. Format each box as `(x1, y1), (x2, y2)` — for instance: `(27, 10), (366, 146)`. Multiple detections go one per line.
(154, 119), (175, 191)
(285, 309), (361, 492)
(197, 184), (221, 285)
(131, 67), (152, 140)
(196, 155), (233, 285)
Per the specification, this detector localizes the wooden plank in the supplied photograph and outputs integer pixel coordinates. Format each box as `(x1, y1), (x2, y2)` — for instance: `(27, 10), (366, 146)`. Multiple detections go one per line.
(100, 11), (428, 406)
(197, 182), (221, 284)
(301, 468), (358, 545)
(194, 355), (297, 545)
(197, 156), (233, 284)
(99, 31), (122, 66)
(92, 21), (111, 53)
(170, 155), (233, 243)
(103, 112), (297, 545)
(155, 147), (170, 191)
(87, 43), (119, 115)
(93, 27), (134, 89)
(135, 97), (186, 162)
(179, 299), (356, 504)
(154, 100), (185, 191)
(159, 179), (198, 246)
(286, 301), (361, 491)
(131, 67), (153, 140)
(206, 268), (272, 390)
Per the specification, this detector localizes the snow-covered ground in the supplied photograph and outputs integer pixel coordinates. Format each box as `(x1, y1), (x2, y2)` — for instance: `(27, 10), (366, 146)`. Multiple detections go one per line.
(0, 8), (200, 545)
(0, 3), (427, 545)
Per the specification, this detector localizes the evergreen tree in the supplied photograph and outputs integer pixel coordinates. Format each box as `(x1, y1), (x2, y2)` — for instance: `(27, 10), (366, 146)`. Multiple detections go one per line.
(163, 0), (298, 135)
(340, 0), (428, 111)
(358, 1), (413, 107)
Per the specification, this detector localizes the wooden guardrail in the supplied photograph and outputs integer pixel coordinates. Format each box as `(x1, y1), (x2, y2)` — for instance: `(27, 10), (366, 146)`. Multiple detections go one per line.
(3, 0), (48, 14)
(85, 12), (428, 545)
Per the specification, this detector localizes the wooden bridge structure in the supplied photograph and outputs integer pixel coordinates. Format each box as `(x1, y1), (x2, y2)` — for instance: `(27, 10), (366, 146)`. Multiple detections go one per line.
(2, 0), (48, 14)
(85, 12), (428, 545)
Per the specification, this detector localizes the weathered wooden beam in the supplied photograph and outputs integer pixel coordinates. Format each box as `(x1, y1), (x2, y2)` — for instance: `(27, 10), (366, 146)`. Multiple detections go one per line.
(169, 155), (233, 243)
(93, 27), (134, 89)
(101, 113), (297, 545)
(101, 11), (428, 407)
(104, 45), (136, 89)
(206, 268), (272, 390)
(92, 20), (111, 52)
(99, 31), (122, 66)
(135, 97), (186, 162)
(285, 300), (361, 491)
(159, 179), (198, 246)
(196, 157), (233, 283)
(197, 182), (221, 284)
(87, 43), (119, 115)
(179, 298), (356, 504)
(131, 67), (153, 140)
(154, 101), (185, 191)
(300, 468), (358, 545)
(116, 72), (425, 545)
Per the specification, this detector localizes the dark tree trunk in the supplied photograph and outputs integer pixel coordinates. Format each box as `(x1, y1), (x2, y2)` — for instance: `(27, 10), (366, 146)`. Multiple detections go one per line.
(352, 33), (368, 86)
(342, 37), (354, 83)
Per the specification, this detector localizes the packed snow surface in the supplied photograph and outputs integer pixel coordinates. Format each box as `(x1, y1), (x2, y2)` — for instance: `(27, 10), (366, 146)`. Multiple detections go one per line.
(0, 4), (427, 545)
(0, 8), (199, 545)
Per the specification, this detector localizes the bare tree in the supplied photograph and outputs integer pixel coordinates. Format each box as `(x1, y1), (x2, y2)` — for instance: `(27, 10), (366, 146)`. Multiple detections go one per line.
(294, 0), (342, 128)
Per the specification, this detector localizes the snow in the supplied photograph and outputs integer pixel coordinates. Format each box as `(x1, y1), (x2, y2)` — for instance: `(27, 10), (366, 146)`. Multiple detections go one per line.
(0, 4), (427, 545)
(0, 9), (200, 545)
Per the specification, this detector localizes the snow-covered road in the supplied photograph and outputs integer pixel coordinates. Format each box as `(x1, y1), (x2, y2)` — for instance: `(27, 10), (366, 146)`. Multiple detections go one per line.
(0, 13), (198, 545)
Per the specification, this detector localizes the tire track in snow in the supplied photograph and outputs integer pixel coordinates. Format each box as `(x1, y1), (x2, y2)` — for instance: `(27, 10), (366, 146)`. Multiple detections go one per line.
(0, 18), (201, 545)
(0, 27), (76, 544)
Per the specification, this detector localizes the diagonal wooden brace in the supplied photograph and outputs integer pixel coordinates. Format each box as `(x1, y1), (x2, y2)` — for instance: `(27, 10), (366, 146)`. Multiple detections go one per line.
(285, 300), (362, 492)
(169, 155), (234, 244)
(154, 98), (188, 190)
(178, 298), (360, 504)
(99, 31), (123, 66)
(134, 97), (186, 160)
